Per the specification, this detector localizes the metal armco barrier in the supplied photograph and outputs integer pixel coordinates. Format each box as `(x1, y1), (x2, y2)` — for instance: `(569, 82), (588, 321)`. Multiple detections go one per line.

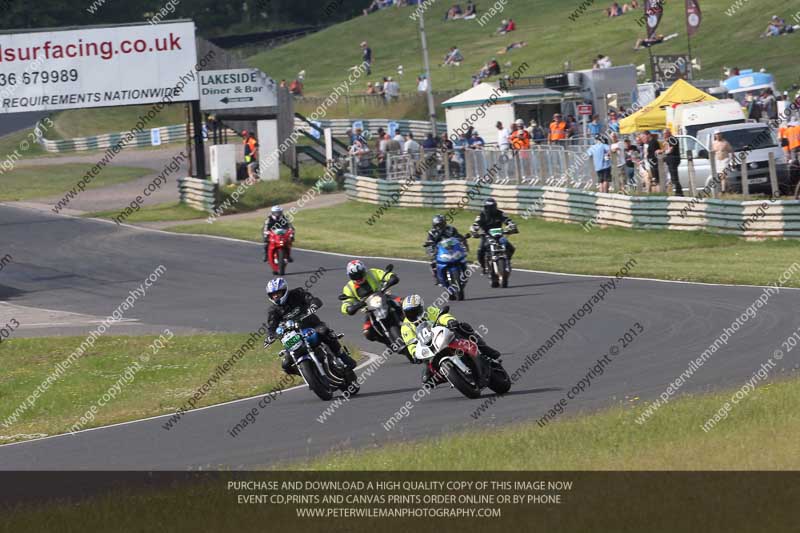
(39, 124), (237, 153)
(345, 174), (800, 239)
(178, 177), (217, 213)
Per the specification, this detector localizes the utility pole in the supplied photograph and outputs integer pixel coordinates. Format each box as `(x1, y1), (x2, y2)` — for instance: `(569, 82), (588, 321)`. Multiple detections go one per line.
(417, 11), (438, 138)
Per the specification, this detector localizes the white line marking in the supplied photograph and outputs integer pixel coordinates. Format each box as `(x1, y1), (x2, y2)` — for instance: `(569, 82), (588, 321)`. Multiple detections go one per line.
(18, 320), (139, 328)
(0, 352), (382, 448)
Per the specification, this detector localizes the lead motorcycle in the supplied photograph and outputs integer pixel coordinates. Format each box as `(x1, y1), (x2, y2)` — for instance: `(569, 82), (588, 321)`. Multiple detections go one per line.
(339, 264), (409, 360)
(413, 317), (511, 399)
(265, 227), (294, 276)
(268, 310), (359, 401)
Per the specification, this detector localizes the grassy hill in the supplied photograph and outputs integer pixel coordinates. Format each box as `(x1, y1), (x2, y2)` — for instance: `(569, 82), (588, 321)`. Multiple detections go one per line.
(248, 0), (800, 96)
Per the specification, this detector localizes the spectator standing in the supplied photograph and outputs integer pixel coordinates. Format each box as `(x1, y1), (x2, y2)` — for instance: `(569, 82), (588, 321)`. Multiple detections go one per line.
(761, 89), (778, 120)
(422, 133), (438, 150)
(350, 138), (372, 174)
(607, 112), (620, 133)
(609, 132), (625, 185)
(361, 41), (373, 75)
(439, 132), (454, 151)
(588, 135), (612, 193)
(548, 113), (567, 144)
(711, 130), (734, 189)
(289, 78), (303, 96)
(496, 121), (511, 150)
(646, 131), (661, 193)
(404, 132), (422, 160)
(452, 132), (469, 176)
(510, 119), (531, 150)
(623, 138), (640, 185)
(417, 76), (429, 92)
(243, 130), (259, 180)
(659, 129), (683, 196)
(530, 121), (546, 144)
(469, 131), (485, 149)
(588, 115), (603, 137)
(386, 133), (403, 155)
(392, 129), (405, 145)
(566, 115), (579, 138)
(387, 77), (400, 99)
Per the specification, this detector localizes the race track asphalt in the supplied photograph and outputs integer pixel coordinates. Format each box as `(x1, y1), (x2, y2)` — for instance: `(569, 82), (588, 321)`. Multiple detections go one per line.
(0, 203), (798, 469)
(0, 112), (48, 138)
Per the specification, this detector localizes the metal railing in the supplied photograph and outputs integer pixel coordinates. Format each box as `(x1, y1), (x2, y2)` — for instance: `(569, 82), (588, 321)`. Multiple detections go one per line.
(348, 146), (607, 190)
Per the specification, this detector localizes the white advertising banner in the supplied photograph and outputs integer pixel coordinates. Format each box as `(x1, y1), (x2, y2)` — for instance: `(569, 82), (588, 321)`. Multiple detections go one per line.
(0, 21), (199, 114)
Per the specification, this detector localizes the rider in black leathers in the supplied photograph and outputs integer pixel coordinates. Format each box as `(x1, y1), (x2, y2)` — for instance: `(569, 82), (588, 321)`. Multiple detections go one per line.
(470, 198), (518, 274)
(424, 214), (468, 284)
(265, 279), (356, 376)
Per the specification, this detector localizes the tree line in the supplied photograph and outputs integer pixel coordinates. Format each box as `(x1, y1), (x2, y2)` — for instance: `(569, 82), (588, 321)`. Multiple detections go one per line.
(0, 0), (365, 35)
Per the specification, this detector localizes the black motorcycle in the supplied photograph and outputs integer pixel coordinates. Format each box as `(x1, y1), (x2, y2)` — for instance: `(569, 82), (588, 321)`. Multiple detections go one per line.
(267, 310), (359, 401)
(468, 228), (514, 289)
(340, 264), (410, 360)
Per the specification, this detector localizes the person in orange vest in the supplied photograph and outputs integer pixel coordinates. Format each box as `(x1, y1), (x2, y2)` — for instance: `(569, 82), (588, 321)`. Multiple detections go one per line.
(788, 122), (800, 160)
(510, 119), (531, 150)
(243, 130), (259, 180)
(548, 113), (567, 144)
(779, 123), (791, 157)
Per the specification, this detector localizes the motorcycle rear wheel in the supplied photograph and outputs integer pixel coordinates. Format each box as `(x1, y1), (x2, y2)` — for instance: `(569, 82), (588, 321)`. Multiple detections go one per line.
(488, 363), (511, 394)
(298, 360), (334, 401)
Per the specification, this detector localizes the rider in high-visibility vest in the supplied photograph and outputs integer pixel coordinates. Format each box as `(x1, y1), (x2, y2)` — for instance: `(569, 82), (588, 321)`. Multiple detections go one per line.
(549, 114), (567, 143)
(243, 131), (259, 179)
(510, 119), (531, 150)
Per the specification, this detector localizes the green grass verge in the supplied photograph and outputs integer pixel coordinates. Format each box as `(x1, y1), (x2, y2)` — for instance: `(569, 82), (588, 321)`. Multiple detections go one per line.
(295, 94), (448, 121)
(295, 375), (800, 471)
(0, 129), (49, 163)
(0, 332), (363, 443)
(217, 177), (310, 215)
(85, 202), (208, 223)
(0, 164), (151, 202)
(250, 0), (799, 97)
(169, 200), (800, 287)
(50, 104), (186, 140)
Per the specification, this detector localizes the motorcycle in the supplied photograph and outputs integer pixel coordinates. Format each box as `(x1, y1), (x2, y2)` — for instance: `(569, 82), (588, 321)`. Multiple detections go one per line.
(468, 228), (513, 289)
(339, 264), (410, 360)
(413, 317), (511, 399)
(268, 310), (358, 401)
(265, 228), (294, 275)
(429, 237), (469, 301)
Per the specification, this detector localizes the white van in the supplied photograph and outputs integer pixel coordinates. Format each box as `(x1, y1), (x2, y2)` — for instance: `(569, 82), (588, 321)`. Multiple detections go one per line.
(669, 99), (746, 139)
(676, 123), (791, 194)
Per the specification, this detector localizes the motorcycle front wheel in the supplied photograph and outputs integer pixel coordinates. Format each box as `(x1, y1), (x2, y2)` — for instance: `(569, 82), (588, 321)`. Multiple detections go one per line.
(277, 248), (287, 276)
(440, 359), (481, 399)
(298, 360), (334, 401)
(342, 369), (360, 395)
(497, 257), (509, 288)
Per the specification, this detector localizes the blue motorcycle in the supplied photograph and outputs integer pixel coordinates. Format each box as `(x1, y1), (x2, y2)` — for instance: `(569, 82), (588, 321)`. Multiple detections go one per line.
(269, 311), (358, 401)
(435, 237), (469, 301)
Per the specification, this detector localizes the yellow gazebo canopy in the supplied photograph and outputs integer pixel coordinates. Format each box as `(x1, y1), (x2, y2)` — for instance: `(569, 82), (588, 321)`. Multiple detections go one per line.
(620, 79), (717, 134)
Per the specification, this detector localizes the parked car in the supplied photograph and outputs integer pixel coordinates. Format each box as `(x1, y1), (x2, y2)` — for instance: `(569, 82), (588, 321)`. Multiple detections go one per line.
(676, 123), (793, 194)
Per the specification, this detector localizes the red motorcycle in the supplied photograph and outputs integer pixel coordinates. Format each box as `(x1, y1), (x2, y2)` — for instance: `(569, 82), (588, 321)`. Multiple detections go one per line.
(266, 228), (294, 275)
